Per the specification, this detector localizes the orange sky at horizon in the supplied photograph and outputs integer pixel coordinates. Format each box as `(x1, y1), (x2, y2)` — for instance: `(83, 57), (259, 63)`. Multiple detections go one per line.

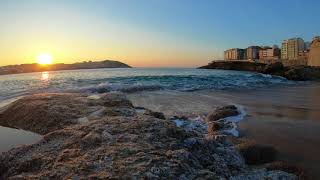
(0, 33), (219, 67)
(0, 1), (224, 68)
(0, 48), (217, 68)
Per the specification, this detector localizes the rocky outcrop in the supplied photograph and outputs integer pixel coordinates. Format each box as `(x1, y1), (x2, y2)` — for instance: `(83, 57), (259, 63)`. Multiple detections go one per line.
(283, 65), (320, 81)
(199, 61), (266, 72)
(200, 61), (320, 81)
(0, 93), (135, 135)
(263, 62), (285, 75)
(0, 93), (297, 179)
(206, 105), (239, 122)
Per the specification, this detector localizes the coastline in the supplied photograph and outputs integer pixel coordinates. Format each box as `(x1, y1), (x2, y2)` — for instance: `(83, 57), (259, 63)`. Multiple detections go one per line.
(1, 68), (318, 178)
(0, 92), (300, 179)
(128, 83), (320, 178)
(199, 60), (320, 81)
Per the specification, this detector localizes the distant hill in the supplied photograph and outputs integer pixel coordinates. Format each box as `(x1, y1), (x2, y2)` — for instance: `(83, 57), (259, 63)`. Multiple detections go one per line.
(0, 60), (131, 75)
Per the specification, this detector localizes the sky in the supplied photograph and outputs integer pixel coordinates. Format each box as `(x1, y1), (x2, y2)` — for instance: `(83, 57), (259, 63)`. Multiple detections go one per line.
(0, 0), (319, 67)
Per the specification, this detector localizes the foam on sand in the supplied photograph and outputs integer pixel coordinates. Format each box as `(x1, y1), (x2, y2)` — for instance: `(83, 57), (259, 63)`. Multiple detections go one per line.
(171, 104), (246, 137)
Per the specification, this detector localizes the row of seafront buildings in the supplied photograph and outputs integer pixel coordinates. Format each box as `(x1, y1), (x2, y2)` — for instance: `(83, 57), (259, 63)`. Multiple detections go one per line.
(224, 36), (320, 66)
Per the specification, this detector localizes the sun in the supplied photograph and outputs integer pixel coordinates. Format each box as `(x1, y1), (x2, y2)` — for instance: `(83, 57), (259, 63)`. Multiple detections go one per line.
(37, 53), (53, 65)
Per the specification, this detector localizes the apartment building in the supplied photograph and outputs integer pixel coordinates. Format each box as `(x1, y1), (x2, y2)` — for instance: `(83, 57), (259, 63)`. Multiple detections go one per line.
(259, 46), (281, 60)
(281, 38), (305, 60)
(246, 46), (261, 60)
(224, 48), (246, 60)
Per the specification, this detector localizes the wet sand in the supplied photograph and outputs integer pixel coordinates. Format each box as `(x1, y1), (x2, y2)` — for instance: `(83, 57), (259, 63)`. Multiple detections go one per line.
(128, 82), (320, 178)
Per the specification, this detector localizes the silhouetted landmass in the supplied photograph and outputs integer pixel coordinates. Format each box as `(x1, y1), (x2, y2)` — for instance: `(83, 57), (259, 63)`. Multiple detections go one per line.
(0, 60), (131, 75)
(199, 60), (320, 81)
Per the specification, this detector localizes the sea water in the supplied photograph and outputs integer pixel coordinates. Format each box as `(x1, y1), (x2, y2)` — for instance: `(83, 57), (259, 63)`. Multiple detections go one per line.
(0, 68), (294, 102)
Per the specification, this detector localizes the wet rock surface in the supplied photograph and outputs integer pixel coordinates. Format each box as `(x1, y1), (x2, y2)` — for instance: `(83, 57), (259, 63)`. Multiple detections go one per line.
(0, 93), (135, 135)
(0, 93), (297, 179)
(206, 105), (239, 122)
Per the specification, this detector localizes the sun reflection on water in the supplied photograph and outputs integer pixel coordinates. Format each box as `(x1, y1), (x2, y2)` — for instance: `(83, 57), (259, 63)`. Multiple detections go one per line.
(41, 72), (50, 81)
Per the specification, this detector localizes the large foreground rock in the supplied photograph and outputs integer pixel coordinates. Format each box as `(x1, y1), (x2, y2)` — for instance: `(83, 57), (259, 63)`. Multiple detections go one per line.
(0, 115), (247, 179)
(0, 93), (297, 179)
(0, 93), (135, 135)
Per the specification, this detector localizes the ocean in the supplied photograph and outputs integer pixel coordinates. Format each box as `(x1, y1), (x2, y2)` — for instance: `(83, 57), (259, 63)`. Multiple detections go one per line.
(0, 68), (294, 102)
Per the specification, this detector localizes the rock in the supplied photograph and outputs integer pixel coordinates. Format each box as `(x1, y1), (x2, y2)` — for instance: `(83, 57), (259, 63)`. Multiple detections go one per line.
(199, 61), (266, 72)
(284, 66), (311, 81)
(0, 93), (296, 179)
(0, 114), (246, 179)
(214, 135), (227, 142)
(284, 66), (320, 81)
(206, 105), (239, 122)
(0, 93), (98, 134)
(264, 161), (306, 179)
(100, 92), (133, 108)
(207, 121), (225, 135)
(200, 61), (320, 81)
(263, 62), (285, 74)
(144, 110), (166, 120)
(103, 107), (136, 117)
(236, 142), (277, 165)
(135, 107), (166, 119)
(0, 93), (136, 134)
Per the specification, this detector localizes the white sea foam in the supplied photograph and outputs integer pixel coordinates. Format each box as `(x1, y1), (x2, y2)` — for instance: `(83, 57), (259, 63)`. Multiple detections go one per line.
(223, 105), (247, 123)
(171, 105), (246, 137)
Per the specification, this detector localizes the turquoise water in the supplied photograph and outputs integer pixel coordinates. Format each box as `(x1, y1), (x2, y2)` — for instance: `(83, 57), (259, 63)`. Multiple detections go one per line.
(0, 68), (294, 101)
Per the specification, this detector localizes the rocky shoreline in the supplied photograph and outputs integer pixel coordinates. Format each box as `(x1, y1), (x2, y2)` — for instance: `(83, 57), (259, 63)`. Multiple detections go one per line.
(0, 93), (303, 179)
(199, 61), (320, 81)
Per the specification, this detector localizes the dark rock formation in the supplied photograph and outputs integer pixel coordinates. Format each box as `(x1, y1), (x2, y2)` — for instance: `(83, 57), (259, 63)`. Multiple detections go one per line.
(236, 142), (277, 165)
(0, 93), (296, 179)
(283, 65), (320, 81)
(263, 62), (285, 74)
(206, 105), (239, 122)
(199, 61), (266, 72)
(200, 61), (320, 81)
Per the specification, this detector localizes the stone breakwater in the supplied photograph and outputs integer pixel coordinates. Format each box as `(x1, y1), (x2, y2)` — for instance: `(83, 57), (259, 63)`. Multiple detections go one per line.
(200, 61), (320, 81)
(0, 93), (299, 179)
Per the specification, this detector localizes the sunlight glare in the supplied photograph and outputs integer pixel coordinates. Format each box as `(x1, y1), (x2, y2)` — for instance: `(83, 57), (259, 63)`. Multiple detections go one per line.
(37, 53), (53, 65)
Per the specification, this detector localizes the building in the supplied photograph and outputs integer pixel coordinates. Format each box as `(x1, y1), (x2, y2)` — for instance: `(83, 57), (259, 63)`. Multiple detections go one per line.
(297, 50), (309, 61)
(308, 36), (320, 66)
(246, 46), (261, 60)
(224, 48), (246, 60)
(281, 40), (288, 59)
(281, 38), (305, 60)
(305, 42), (311, 50)
(259, 45), (281, 60)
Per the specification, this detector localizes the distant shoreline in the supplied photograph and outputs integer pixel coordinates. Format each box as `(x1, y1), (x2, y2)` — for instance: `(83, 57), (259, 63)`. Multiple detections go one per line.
(0, 60), (131, 76)
(199, 60), (320, 81)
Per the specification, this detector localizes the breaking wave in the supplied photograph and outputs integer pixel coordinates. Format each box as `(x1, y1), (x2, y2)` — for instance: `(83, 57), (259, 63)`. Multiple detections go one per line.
(0, 68), (297, 101)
